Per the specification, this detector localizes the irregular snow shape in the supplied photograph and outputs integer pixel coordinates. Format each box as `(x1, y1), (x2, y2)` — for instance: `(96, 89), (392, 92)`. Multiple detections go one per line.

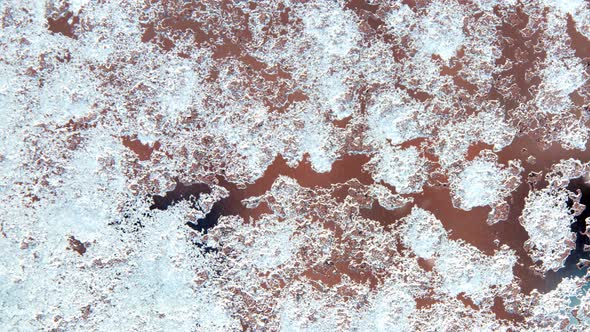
(565, 2), (590, 40)
(436, 110), (517, 168)
(278, 285), (351, 332)
(366, 146), (428, 194)
(301, 124), (341, 173)
(458, 11), (503, 90)
(544, 0), (587, 14)
(435, 241), (516, 305)
(262, 176), (307, 218)
(157, 61), (205, 122)
(366, 89), (426, 146)
(449, 151), (522, 215)
(38, 65), (98, 122)
(297, 2), (359, 120)
(411, 297), (507, 331)
(384, 3), (416, 37)
(521, 278), (583, 329)
(574, 286), (590, 329)
(414, 0), (465, 62)
(452, 159), (507, 209)
(473, 0), (517, 12)
(318, 72), (352, 120)
(99, 204), (239, 331)
(301, 2), (360, 58)
(42, 130), (128, 242)
(546, 158), (590, 186)
(368, 184), (413, 211)
(230, 215), (297, 271)
(354, 283), (416, 332)
(69, 0), (90, 14)
(520, 188), (577, 273)
(532, 7), (588, 116)
(552, 113), (590, 150)
(3, 0), (590, 329)
(400, 207), (448, 259)
(535, 55), (587, 115)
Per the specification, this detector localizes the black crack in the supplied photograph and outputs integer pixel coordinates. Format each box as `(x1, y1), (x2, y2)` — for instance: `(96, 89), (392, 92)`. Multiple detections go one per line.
(149, 180), (233, 234)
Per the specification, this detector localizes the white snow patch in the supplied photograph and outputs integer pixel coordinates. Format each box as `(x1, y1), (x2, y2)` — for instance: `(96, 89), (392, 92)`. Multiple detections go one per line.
(436, 110), (517, 168)
(366, 89), (426, 146)
(369, 184), (413, 211)
(544, 0), (587, 14)
(301, 3), (360, 58)
(449, 156), (515, 210)
(435, 240), (516, 304)
(354, 283), (416, 332)
(521, 188), (577, 273)
(400, 207), (448, 259)
(366, 146), (428, 194)
(414, 1), (466, 61)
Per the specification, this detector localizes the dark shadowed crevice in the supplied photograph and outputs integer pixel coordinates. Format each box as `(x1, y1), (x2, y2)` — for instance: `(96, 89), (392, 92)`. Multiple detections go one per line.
(545, 177), (590, 285)
(185, 195), (230, 234)
(149, 180), (221, 233)
(192, 240), (219, 254)
(149, 181), (212, 211)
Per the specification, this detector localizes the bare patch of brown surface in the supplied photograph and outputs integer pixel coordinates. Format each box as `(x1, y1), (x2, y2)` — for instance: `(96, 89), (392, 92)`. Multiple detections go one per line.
(492, 6), (546, 111)
(122, 136), (161, 161)
(566, 14), (590, 61)
(492, 296), (525, 323)
(47, 10), (79, 39)
(68, 236), (86, 256)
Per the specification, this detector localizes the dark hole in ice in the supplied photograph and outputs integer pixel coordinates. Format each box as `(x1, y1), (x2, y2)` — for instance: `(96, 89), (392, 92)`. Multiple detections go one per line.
(192, 241), (219, 255)
(148, 179), (242, 235)
(109, 207), (149, 232)
(150, 181), (212, 210)
(149, 180), (225, 234)
(185, 196), (229, 234)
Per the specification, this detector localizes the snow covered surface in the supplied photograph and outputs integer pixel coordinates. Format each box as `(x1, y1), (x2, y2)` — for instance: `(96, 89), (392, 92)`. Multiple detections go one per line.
(2, 0), (590, 330)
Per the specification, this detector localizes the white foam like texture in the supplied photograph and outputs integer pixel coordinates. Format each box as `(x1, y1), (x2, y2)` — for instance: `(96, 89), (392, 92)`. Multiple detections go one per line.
(366, 146), (428, 194)
(414, 0), (465, 62)
(449, 154), (520, 211)
(366, 89), (426, 146)
(400, 207), (448, 259)
(354, 283), (416, 332)
(521, 188), (576, 272)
